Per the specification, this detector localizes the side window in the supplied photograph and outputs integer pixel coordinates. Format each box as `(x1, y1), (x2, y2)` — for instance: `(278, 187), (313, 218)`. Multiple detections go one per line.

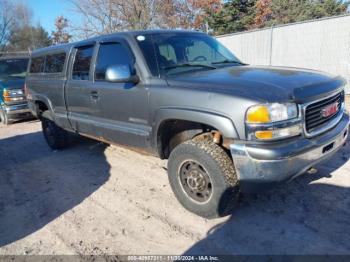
(45, 53), (66, 73)
(72, 45), (94, 80)
(30, 56), (45, 73)
(95, 42), (133, 80)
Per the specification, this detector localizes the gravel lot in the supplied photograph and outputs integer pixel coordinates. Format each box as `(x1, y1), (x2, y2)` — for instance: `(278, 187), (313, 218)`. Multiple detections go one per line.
(0, 111), (349, 255)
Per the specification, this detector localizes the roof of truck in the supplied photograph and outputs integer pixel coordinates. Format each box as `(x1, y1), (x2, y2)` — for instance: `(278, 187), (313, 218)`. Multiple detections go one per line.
(30, 29), (205, 56)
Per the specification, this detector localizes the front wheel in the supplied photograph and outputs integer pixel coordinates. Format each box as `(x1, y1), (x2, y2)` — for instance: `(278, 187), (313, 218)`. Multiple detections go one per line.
(41, 112), (71, 150)
(167, 139), (239, 218)
(0, 107), (11, 125)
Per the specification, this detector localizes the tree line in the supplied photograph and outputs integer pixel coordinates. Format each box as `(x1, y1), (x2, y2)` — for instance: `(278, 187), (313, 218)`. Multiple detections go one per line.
(0, 0), (349, 52)
(0, 0), (71, 53)
(69, 0), (349, 36)
(209, 0), (350, 35)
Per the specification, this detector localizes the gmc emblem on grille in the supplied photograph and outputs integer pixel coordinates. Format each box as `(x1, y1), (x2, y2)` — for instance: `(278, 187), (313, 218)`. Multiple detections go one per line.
(321, 102), (339, 118)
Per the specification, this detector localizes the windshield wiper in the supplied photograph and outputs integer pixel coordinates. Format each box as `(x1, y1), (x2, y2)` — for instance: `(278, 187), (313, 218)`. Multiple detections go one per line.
(212, 59), (246, 65)
(162, 63), (217, 70)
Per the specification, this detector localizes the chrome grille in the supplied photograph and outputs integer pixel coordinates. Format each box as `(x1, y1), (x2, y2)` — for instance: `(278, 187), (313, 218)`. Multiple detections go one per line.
(305, 91), (344, 135)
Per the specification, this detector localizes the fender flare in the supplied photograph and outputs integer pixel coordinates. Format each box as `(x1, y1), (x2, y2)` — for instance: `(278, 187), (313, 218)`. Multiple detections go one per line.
(152, 108), (239, 150)
(32, 95), (55, 117)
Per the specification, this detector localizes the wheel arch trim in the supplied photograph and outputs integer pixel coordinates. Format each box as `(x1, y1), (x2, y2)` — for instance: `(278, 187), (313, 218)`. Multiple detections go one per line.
(152, 108), (239, 154)
(31, 95), (54, 116)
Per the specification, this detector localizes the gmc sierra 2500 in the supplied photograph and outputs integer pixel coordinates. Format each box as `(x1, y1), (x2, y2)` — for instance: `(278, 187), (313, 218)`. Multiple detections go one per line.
(26, 30), (349, 218)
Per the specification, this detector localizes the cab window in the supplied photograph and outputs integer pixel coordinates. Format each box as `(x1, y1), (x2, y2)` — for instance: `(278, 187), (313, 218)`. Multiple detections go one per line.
(45, 53), (66, 73)
(72, 45), (94, 80)
(94, 42), (133, 81)
(30, 56), (45, 73)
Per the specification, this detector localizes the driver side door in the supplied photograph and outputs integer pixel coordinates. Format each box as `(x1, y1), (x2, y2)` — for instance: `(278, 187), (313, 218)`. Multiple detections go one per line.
(92, 39), (150, 149)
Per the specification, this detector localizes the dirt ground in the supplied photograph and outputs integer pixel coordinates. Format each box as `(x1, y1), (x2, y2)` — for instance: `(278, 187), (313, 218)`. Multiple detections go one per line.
(0, 113), (349, 255)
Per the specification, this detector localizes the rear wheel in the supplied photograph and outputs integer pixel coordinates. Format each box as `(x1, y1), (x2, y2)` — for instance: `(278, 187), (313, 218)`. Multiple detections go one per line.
(41, 112), (71, 149)
(167, 139), (239, 218)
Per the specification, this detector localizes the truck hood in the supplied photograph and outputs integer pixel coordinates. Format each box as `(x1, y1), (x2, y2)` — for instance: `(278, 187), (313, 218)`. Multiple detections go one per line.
(0, 77), (25, 90)
(165, 66), (345, 103)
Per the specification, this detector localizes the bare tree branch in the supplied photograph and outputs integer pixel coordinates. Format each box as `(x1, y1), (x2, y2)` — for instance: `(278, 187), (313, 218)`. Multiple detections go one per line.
(68, 0), (222, 38)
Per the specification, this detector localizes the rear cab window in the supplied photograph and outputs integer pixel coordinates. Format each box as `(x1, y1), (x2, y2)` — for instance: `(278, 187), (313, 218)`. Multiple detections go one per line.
(29, 52), (67, 74)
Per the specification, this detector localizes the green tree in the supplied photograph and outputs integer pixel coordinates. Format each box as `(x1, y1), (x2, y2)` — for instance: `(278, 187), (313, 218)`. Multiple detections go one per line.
(259, 0), (349, 27)
(308, 0), (349, 19)
(208, 0), (349, 35)
(7, 25), (52, 51)
(267, 0), (312, 25)
(207, 0), (256, 35)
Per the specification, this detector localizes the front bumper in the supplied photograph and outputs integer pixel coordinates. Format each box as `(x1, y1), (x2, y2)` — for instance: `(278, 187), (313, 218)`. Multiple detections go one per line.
(230, 113), (349, 193)
(3, 103), (32, 119)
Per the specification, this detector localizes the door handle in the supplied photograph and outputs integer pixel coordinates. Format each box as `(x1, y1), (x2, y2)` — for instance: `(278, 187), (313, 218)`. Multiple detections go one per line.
(90, 91), (99, 100)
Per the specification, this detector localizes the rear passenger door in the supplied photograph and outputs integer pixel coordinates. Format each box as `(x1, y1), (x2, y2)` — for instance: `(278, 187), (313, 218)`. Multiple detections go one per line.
(43, 52), (71, 129)
(65, 43), (100, 136)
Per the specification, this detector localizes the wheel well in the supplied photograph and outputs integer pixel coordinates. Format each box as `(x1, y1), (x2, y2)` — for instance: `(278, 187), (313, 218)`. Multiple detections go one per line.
(157, 119), (220, 159)
(35, 101), (49, 118)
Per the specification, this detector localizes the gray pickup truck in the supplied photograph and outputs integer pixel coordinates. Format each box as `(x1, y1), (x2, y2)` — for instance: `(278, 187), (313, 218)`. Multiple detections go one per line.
(26, 30), (349, 218)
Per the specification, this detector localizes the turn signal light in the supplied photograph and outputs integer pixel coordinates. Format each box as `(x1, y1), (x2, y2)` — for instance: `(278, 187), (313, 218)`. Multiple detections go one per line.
(3, 90), (10, 97)
(254, 125), (301, 140)
(255, 130), (273, 140)
(3, 90), (11, 102)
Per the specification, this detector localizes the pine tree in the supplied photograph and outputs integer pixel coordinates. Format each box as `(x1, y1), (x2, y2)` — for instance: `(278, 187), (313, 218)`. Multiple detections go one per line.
(207, 0), (256, 35)
(7, 25), (52, 51)
(208, 0), (349, 35)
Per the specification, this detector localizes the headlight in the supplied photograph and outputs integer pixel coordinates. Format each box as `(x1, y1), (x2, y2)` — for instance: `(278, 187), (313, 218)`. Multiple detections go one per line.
(246, 103), (298, 124)
(5, 89), (24, 96)
(3, 89), (25, 103)
(246, 103), (300, 140)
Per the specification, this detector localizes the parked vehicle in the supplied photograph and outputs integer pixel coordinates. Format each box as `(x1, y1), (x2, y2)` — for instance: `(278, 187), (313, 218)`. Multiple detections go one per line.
(0, 56), (32, 125)
(26, 30), (349, 218)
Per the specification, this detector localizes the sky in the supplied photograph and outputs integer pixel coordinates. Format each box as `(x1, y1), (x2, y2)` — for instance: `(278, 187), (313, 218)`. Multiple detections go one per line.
(23, 0), (81, 34)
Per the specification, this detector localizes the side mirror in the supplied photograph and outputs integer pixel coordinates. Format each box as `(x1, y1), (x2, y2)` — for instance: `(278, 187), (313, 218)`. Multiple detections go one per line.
(105, 65), (139, 83)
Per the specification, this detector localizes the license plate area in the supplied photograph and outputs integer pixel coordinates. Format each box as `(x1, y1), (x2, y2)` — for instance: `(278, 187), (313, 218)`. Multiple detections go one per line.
(322, 142), (334, 154)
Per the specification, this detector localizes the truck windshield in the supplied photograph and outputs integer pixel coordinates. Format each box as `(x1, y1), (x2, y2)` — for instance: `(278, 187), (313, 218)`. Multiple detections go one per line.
(0, 58), (29, 78)
(135, 32), (243, 76)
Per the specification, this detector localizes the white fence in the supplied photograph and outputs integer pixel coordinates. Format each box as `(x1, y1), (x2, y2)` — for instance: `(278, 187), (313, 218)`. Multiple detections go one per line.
(217, 14), (350, 94)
